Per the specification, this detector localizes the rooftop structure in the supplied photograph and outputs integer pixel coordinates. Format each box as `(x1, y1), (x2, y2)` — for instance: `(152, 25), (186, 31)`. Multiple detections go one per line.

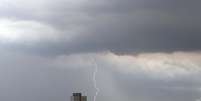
(71, 93), (87, 101)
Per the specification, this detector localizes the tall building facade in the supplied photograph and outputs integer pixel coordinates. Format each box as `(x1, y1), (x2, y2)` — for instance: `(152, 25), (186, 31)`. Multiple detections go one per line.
(71, 93), (87, 101)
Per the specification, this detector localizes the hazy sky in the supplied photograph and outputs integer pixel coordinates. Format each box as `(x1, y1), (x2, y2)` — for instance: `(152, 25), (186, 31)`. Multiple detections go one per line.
(0, 0), (200, 101)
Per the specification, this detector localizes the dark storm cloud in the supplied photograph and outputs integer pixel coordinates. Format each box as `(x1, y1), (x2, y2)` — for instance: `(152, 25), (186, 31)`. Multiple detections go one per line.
(69, 0), (201, 54)
(0, 0), (200, 55)
(0, 1), (200, 101)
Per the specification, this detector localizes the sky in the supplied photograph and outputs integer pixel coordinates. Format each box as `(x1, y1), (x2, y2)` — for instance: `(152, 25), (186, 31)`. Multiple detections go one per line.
(0, 0), (200, 101)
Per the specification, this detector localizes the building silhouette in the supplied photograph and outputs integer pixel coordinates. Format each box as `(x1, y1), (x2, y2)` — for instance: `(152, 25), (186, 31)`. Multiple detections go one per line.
(71, 93), (87, 101)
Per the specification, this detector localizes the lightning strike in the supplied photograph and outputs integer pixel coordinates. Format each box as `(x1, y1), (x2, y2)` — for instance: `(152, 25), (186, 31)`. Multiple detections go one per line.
(92, 58), (100, 101)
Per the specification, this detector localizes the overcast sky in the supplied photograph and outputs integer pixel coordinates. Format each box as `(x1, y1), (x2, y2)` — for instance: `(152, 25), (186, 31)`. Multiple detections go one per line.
(0, 0), (200, 101)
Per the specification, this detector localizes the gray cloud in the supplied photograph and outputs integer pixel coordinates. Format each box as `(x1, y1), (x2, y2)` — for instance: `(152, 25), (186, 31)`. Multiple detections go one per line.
(0, 0), (200, 101)
(0, 50), (200, 101)
(0, 0), (200, 55)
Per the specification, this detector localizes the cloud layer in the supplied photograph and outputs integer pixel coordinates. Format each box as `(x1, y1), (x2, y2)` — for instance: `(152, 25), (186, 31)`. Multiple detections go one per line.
(0, 49), (200, 101)
(0, 0), (200, 101)
(0, 0), (200, 55)
(0, 19), (61, 43)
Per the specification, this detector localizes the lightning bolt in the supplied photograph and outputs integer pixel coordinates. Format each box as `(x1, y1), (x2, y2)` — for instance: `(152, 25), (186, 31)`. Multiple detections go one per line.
(92, 58), (100, 101)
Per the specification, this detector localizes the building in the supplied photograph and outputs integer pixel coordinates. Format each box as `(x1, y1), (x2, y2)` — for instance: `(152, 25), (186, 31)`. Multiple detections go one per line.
(71, 93), (87, 101)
